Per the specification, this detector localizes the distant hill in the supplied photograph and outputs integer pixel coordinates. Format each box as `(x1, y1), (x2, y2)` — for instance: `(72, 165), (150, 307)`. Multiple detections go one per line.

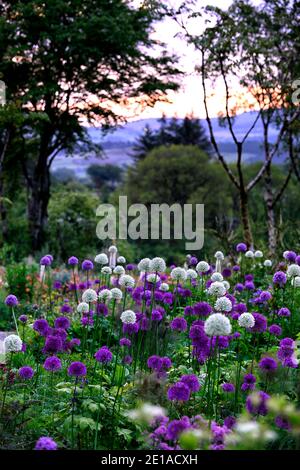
(52, 111), (285, 178)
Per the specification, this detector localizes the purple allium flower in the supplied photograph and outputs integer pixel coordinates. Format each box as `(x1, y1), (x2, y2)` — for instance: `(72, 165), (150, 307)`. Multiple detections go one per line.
(167, 382), (190, 401)
(232, 265), (240, 272)
(68, 256), (79, 266)
(35, 436), (58, 450)
(96, 303), (108, 317)
(283, 356), (298, 368)
(269, 324), (282, 336)
(193, 301), (212, 317)
(19, 366), (34, 380)
(251, 313), (267, 333)
(278, 307), (291, 317)
(40, 255), (52, 266)
(235, 303), (247, 314)
(94, 346), (113, 364)
(241, 373), (256, 392)
(224, 416), (236, 429)
(222, 268), (232, 278)
(166, 417), (191, 440)
(161, 357), (172, 370)
(170, 317), (187, 332)
(245, 281), (255, 290)
(81, 259), (94, 271)
(60, 304), (72, 314)
(246, 391), (270, 416)
(184, 306), (194, 316)
(259, 291), (272, 302)
(152, 309), (163, 321)
(222, 383), (235, 393)
(55, 316), (70, 330)
(236, 243), (247, 252)
(258, 356), (278, 372)
(283, 251), (297, 262)
(280, 337), (294, 348)
(163, 293), (173, 305)
(126, 264), (134, 271)
(273, 271), (287, 286)
(69, 338), (81, 349)
(120, 337), (131, 347)
(122, 322), (139, 335)
(189, 256), (198, 266)
(19, 314), (28, 323)
(147, 355), (163, 371)
(68, 361), (87, 377)
(180, 374), (201, 392)
(235, 283), (244, 292)
(245, 274), (254, 282)
(5, 294), (19, 307)
(123, 355), (133, 364)
(33, 318), (49, 336)
(43, 356), (62, 372)
(43, 335), (63, 354)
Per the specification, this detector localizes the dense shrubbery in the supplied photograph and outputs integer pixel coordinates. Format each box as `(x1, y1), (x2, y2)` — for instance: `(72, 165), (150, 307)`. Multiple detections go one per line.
(1, 246), (300, 450)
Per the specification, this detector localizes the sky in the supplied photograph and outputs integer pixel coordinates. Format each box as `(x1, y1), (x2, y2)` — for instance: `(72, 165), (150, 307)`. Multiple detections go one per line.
(133, 0), (260, 120)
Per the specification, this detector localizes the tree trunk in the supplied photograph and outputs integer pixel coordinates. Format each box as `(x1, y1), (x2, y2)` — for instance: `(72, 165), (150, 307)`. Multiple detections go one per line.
(239, 189), (253, 249)
(264, 163), (277, 257)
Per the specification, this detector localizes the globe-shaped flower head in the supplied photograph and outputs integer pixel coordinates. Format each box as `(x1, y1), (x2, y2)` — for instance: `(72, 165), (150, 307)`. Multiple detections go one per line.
(4, 334), (23, 353)
(120, 310), (136, 324)
(170, 267), (187, 282)
(196, 261), (210, 273)
(149, 257), (166, 273)
(238, 312), (255, 329)
(138, 258), (151, 272)
(82, 289), (97, 303)
(95, 253), (108, 265)
(204, 313), (232, 336)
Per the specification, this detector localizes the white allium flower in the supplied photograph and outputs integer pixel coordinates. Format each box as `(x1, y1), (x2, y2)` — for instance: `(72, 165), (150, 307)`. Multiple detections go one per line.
(211, 272), (223, 282)
(98, 289), (112, 302)
(117, 256), (126, 264)
(147, 273), (160, 284)
(159, 282), (169, 292)
(263, 259), (272, 267)
(223, 280), (230, 291)
(119, 274), (135, 288)
(215, 296), (232, 312)
(149, 257), (166, 273)
(138, 258), (151, 272)
(4, 334), (22, 353)
(245, 250), (254, 258)
(120, 310), (136, 324)
(291, 276), (300, 288)
(238, 312), (255, 328)
(108, 245), (118, 253)
(113, 265), (125, 276)
(196, 261), (210, 273)
(101, 266), (112, 275)
(235, 421), (260, 437)
(170, 267), (187, 282)
(287, 264), (300, 278)
(254, 250), (263, 258)
(127, 403), (166, 424)
(186, 269), (198, 280)
(82, 288), (97, 303)
(215, 251), (224, 260)
(204, 313), (232, 336)
(77, 302), (89, 314)
(110, 287), (123, 300)
(94, 253), (108, 265)
(208, 281), (226, 297)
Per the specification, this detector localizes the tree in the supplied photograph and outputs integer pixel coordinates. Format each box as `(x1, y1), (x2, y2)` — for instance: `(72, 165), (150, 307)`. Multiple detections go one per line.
(132, 113), (212, 160)
(0, 0), (180, 250)
(174, 0), (300, 251)
(87, 164), (123, 200)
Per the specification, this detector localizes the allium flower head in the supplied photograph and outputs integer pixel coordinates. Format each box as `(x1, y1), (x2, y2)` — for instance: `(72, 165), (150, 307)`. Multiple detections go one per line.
(33, 318), (49, 336)
(246, 391), (270, 416)
(273, 271), (287, 286)
(204, 313), (232, 337)
(167, 381), (190, 401)
(101, 266), (112, 275)
(254, 250), (263, 258)
(55, 316), (70, 330)
(159, 282), (169, 292)
(263, 259), (272, 267)
(4, 334), (22, 353)
(94, 253), (108, 265)
(287, 263), (300, 278)
(180, 374), (201, 392)
(43, 356), (62, 372)
(236, 243), (247, 253)
(196, 261), (210, 273)
(113, 265), (125, 275)
(291, 276), (300, 287)
(117, 256), (126, 264)
(68, 361), (87, 377)
(120, 310), (136, 324)
(186, 269), (197, 280)
(77, 302), (89, 314)
(215, 251), (224, 260)
(170, 317), (187, 332)
(211, 272), (223, 282)
(251, 313), (267, 333)
(82, 289), (97, 303)
(40, 255), (52, 266)
(238, 312), (255, 329)
(277, 307), (290, 317)
(119, 274), (135, 288)
(147, 273), (160, 284)
(245, 250), (254, 258)
(98, 289), (112, 302)
(283, 250), (297, 262)
(5, 294), (19, 307)
(81, 259), (94, 271)
(35, 437), (58, 450)
(19, 366), (34, 380)
(170, 267), (187, 282)
(108, 245), (118, 253)
(150, 257), (166, 273)
(68, 256), (78, 266)
(138, 258), (151, 272)
(258, 356), (278, 372)
(208, 281), (226, 297)
(94, 346), (113, 363)
(110, 287), (123, 300)
(214, 296), (232, 312)
(19, 314), (28, 323)
(222, 383), (235, 392)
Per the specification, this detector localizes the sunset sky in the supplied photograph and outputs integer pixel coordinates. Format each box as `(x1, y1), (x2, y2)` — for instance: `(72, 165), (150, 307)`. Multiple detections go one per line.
(135, 0), (261, 120)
